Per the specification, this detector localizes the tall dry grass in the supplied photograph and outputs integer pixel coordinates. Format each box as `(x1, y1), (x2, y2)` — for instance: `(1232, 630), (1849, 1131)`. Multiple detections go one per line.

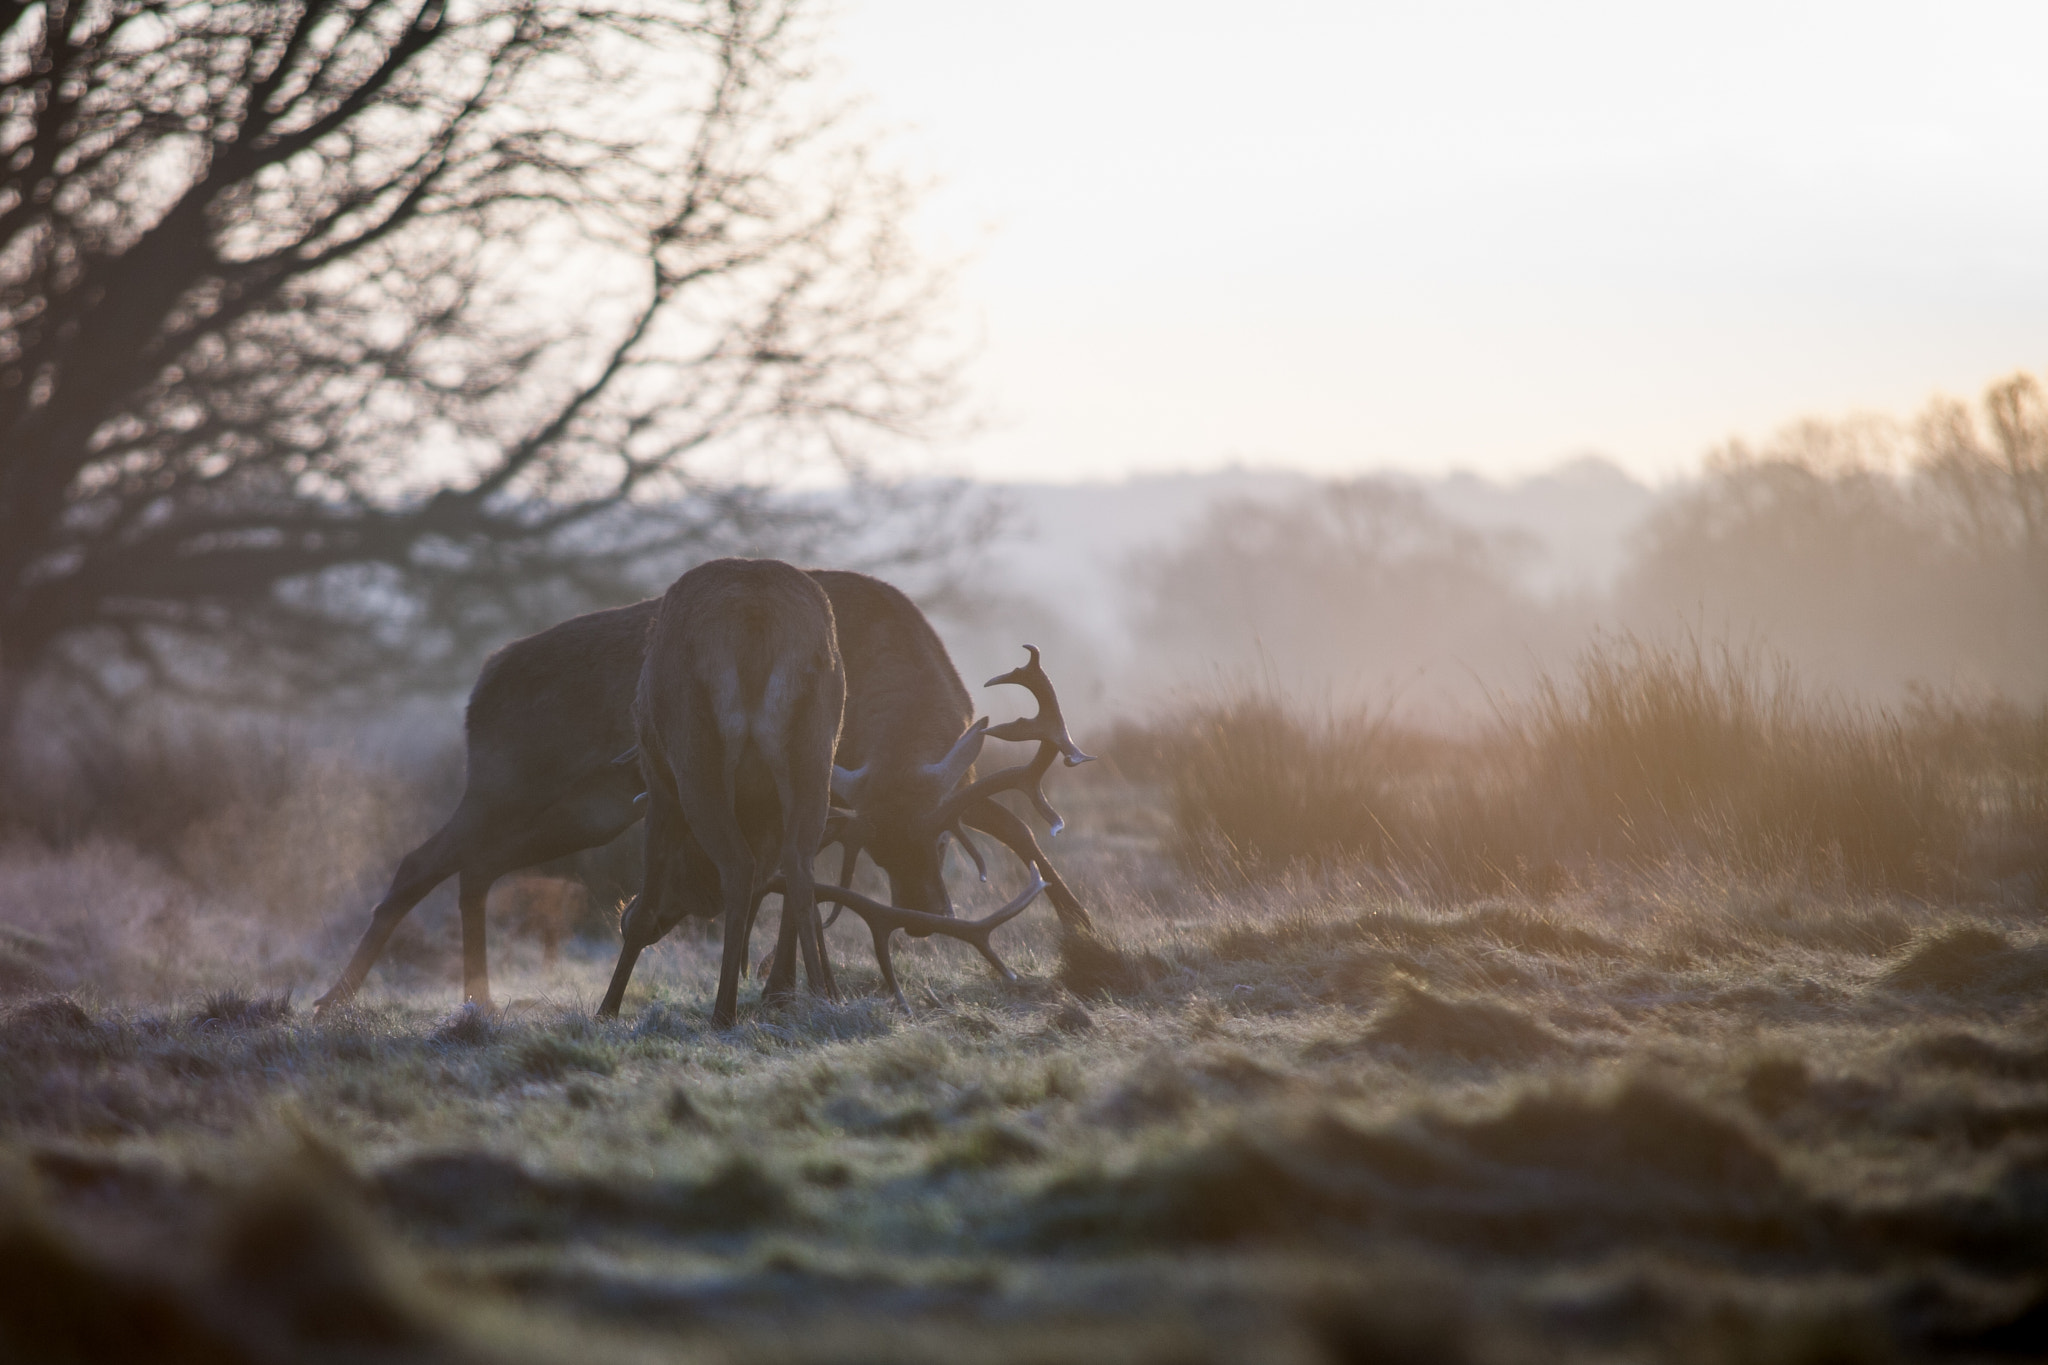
(1119, 634), (2048, 897)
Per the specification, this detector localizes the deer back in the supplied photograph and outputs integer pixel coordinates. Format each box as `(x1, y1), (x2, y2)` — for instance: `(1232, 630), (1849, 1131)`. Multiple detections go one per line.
(813, 569), (972, 797)
(464, 598), (657, 798)
(638, 559), (842, 792)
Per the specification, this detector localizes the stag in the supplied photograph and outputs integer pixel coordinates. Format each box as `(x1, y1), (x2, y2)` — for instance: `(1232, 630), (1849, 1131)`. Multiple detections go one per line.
(593, 558), (842, 1025)
(313, 571), (1093, 1011)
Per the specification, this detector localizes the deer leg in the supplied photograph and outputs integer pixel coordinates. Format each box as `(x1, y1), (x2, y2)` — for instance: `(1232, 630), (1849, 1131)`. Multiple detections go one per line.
(766, 860), (830, 1002)
(767, 881), (836, 994)
(313, 823), (469, 1011)
(689, 806), (756, 1028)
(802, 898), (836, 997)
(597, 891), (661, 1018)
(711, 867), (756, 1028)
(321, 763), (645, 1013)
(747, 886), (771, 979)
(457, 870), (495, 1008)
(868, 922), (910, 1012)
(599, 776), (687, 1020)
(762, 847), (812, 1001)
(747, 882), (833, 995)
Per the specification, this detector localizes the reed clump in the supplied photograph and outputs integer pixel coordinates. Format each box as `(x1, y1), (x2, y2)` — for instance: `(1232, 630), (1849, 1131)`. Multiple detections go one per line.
(1128, 635), (2047, 896)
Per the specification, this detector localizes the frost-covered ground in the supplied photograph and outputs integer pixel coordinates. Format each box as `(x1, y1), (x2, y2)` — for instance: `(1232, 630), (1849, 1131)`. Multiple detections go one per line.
(3, 774), (2044, 1364)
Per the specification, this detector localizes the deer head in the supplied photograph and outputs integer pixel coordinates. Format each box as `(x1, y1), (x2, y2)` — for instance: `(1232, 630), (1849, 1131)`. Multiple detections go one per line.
(825, 645), (1092, 922)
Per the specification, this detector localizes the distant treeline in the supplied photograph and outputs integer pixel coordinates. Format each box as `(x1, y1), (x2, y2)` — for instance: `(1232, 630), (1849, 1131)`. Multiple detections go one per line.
(1126, 371), (2048, 712)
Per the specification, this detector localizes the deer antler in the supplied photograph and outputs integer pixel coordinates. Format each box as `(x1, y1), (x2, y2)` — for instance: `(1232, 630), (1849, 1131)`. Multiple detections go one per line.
(766, 871), (1045, 1011)
(984, 646), (1093, 767)
(933, 646), (1093, 834)
(816, 808), (863, 929)
(943, 822), (989, 881)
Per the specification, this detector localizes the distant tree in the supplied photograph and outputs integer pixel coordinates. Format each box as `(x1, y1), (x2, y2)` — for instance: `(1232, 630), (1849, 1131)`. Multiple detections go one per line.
(1915, 371), (2048, 564)
(1133, 478), (1552, 710)
(0, 0), (955, 730)
(1620, 372), (2048, 697)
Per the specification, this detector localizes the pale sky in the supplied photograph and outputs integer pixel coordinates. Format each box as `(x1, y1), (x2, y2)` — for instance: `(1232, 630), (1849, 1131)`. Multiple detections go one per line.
(828, 1), (2048, 483)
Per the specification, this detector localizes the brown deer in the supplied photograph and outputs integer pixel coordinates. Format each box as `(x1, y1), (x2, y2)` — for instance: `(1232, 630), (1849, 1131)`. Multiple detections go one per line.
(592, 562), (1053, 1021)
(596, 559), (841, 1025)
(312, 571), (1093, 1012)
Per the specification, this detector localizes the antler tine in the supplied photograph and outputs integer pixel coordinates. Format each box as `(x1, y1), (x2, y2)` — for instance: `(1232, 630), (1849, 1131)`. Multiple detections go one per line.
(983, 644), (1095, 767)
(771, 872), (1045, 1010)
(945, 822), (990, 881)
(923, 715), (991, 792)
(933, 646), (1091, 832)
(817, 812), (862, 929)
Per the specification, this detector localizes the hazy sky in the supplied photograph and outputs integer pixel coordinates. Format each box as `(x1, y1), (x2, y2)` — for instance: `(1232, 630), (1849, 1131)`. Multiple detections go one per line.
(830, 1), (2048, 483)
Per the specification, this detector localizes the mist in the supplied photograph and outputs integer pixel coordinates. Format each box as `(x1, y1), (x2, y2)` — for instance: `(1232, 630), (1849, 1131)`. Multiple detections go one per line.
(6, 4), (2047, 1358)
(938, 375), (2046, 730)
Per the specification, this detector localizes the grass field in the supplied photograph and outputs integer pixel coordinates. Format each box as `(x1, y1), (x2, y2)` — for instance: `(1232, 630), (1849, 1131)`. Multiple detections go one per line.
(3, 650), (2046, 1363)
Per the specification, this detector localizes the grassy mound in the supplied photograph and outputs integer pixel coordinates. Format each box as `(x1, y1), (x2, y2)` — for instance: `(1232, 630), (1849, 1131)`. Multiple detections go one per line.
(1358, 986), (1569, 1065)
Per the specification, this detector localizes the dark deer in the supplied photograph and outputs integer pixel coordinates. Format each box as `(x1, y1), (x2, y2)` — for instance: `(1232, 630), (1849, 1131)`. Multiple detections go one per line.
(313, 571), (1093, 1011)
(595, 559), (841, 1025)
(314, 599), (650, 1011)
(824, 644), (1093, 936)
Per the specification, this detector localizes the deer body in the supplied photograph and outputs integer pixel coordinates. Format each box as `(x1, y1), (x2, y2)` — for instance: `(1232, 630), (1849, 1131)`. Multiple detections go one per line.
(313, 600), (650, 1011)
(597, 559), (842, 1025)
(313, 571), (1092, 1012)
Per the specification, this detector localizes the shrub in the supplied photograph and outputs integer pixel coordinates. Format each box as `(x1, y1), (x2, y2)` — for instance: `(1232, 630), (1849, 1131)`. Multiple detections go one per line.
(1139, 635), (2017, 895)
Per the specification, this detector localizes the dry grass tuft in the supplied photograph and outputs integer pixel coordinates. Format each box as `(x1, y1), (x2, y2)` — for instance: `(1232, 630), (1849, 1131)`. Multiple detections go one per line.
(1359, 984), (1568, 1065)
(193, 989), (294, 1030)
(1880, 925), (2048, 1000)
(1056, 926), (1165, 999)
(1127, 634), (2047, 897)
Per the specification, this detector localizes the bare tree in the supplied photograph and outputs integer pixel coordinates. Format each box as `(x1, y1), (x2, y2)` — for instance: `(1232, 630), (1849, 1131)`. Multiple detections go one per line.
(1916, 371), (2048, 566)
(0, 0), (954, 731)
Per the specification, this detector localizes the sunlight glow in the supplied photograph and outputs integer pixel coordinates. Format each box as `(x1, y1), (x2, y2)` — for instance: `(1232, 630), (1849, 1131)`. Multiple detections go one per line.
(831, 0), (2048, 481)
